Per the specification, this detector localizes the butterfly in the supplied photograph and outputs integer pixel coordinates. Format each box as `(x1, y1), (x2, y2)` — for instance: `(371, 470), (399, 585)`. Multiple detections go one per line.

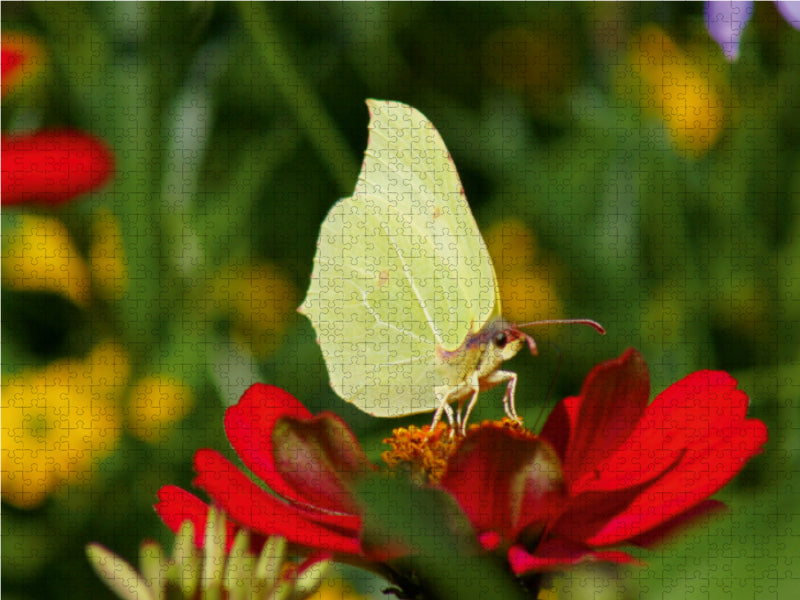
(300, 99), (603, 433)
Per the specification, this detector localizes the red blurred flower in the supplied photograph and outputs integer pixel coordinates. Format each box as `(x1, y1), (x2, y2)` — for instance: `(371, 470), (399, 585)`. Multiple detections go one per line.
(156, 349), (767, 578)
(2, 31), (45, 97)
(2, 130), (114, 206)
(3, 32), (114, 206)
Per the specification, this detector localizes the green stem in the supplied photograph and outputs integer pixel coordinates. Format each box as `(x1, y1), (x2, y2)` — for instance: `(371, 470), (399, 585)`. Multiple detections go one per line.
(236, 3), (359, 195)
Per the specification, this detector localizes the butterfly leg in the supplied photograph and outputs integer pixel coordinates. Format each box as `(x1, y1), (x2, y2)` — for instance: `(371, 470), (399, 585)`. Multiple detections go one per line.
(431, 393), (456, 431)
(499, 370), (520, 422)
(478, 369), (521, 422)
(457, 373), (483, 435)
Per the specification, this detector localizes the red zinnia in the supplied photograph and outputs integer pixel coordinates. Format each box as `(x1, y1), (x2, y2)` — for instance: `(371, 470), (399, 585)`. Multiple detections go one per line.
(156, 384), (371, 558)
(446, 348), (768, 573)
(155, 349), (767, 577)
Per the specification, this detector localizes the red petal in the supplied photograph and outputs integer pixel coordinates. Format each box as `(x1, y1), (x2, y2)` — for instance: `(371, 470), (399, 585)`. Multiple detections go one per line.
(634, 371), (749, 454)
(542, 349), (650, 486)
(441, 426), (564, 541)
(538, 395), (574, 461)
(154, 485), (239, 550)
(272, 413), (374, 514)
(224, 384), (318, 509)
(587, 416), (766, 546)
(584, 374), (767, 546)
(192, 449), (362, 556)
(508, 540), (639, 575)
(567, 349), (650, 477)
(2, 130), (114, 206)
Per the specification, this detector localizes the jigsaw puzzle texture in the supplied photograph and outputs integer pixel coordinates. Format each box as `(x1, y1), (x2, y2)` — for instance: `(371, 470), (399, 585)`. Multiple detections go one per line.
(2, 3), (798, 600)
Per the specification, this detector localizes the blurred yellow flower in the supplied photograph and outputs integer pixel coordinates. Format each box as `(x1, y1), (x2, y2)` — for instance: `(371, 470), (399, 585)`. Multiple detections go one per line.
(2, 340), (129, 509)
(2, 214), (91, 306)
(89, 209), (129, 301)
(626, 24), (727, 157)
(205, 262), (298, 358)
(126, 374), (194, 443)
(484, 219), (564, 324)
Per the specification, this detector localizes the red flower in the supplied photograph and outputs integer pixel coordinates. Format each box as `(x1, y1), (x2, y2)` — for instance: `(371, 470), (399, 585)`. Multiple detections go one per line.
(156, 349), (768, 579)
(2, 130), (114, 206)
(515, 348), (767, 572)
(156, 384), (371, 558)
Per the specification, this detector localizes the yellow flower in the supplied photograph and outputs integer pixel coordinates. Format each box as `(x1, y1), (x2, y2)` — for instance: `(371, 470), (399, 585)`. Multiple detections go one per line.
(484, 219), (564, 324)
(2, 214), (92, 306)
(89, 209), (129, 301)
(126, 374), (194, 444)
(2, 340), (129, 509)
(626, 25), (727, 157)
(205, 262), (298, 358)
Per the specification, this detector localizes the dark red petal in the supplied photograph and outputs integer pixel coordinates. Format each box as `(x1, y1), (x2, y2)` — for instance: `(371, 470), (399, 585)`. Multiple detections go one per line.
(272, 413), (374, 514)
(586, 417), (767, 546)
(579, 372), (768, 547)
(572, 371), (760, 495)
(224, 384), (317, 509)
(1, 130), (114, 206)
(547, 454), (683, 544)
(542, 349), (650, 486)
(508, 540), (639, 575)
(192, 449), (362, 556)
(441, 426), (564, 541)
(538, 395), (575, 461)
(154, 485), (238, 550)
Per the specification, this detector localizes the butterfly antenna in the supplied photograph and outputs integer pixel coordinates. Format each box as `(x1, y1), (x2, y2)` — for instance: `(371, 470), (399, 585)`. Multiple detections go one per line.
(517, 318), (606, 336)
(514, 318), (604, 358)
(513, 319), (604, 430)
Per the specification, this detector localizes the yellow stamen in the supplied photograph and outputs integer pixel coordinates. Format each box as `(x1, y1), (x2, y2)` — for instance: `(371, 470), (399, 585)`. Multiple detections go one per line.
(382, 418), (527, 484)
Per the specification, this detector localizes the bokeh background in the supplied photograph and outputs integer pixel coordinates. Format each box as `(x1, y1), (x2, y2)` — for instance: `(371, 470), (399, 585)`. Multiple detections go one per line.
(2, 2), (799, 599)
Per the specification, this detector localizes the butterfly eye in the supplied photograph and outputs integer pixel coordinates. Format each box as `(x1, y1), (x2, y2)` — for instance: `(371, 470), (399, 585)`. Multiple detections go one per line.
(494, 332), (508, 349)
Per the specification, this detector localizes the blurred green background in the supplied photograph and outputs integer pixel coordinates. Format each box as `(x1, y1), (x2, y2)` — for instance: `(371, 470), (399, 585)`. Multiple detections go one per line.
(2, 2), (799, 599)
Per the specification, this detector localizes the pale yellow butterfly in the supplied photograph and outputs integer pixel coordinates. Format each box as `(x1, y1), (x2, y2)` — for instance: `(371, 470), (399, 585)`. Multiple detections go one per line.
(299, 99), (603, 432)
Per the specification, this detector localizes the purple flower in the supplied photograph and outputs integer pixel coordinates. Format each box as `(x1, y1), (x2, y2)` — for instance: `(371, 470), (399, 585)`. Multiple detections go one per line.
(705, 1), (800, 61)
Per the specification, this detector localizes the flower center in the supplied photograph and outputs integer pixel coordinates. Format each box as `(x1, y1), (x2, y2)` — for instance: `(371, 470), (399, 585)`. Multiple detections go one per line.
(382, 417), (527, 484)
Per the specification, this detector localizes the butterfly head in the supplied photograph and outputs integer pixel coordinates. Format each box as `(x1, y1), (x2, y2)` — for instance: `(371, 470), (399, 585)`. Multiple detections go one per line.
(492, 324), (535, 361)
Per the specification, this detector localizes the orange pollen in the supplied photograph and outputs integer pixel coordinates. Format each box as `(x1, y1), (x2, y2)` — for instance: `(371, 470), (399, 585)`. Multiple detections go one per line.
(381, 417), (529, 483)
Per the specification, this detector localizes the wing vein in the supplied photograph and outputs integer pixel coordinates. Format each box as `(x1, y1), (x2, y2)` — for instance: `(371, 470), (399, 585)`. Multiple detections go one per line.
(378, 219), (444, 345)
(344, 280), (431, 344)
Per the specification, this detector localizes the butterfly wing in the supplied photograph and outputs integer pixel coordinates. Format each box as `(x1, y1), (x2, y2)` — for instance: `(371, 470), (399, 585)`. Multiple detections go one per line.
(300, 99), (500, 417)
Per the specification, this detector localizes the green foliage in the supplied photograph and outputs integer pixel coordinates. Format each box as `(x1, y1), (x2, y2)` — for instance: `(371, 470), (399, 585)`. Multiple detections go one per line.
(2, 2), (798, 599)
